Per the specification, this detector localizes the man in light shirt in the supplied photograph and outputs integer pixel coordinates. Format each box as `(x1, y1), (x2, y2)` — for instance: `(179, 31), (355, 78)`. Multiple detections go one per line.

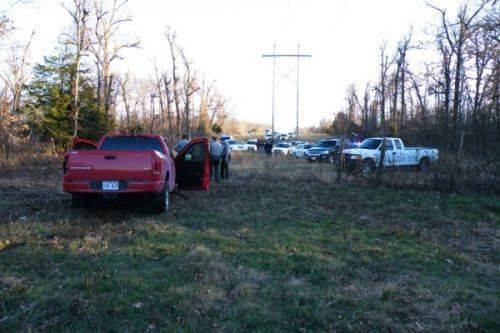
(174, 134), (189, 152)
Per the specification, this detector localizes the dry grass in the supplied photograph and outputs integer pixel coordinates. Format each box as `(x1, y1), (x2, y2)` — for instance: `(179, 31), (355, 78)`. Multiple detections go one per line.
(0, 152), (499, 331)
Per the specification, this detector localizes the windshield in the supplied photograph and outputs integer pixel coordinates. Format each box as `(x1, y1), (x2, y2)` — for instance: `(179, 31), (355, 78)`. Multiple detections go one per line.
(100, 136), (164, 153)
(277, 143), (290, 148)
(317, 140), (337, 148)
(359, 139), (382, 149)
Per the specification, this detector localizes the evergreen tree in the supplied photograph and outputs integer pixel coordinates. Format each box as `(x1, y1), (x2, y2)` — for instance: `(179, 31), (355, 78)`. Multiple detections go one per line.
(24, 49), (107, 147)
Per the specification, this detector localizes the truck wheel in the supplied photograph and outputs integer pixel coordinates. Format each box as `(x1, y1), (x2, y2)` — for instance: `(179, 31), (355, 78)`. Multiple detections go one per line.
(362, 159), (375, 175)
(153, 185), (169, 214)
(72, 194), (83, 208)
(418, 158), (430, 172)
(82, 195), (94, 208)
(72, 194), (93, 208)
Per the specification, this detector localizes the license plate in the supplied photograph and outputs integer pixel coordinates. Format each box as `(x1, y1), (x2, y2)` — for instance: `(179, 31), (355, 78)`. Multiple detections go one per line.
(311, 157), (316, 160)
(102, 181), (119, 191)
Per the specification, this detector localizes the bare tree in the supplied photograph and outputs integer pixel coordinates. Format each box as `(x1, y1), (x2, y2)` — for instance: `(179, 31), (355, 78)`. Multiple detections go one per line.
(165, 26), (182, 138)
(0, 31), (33, 159)
(91, 0), (139, 123)
(152, 60), (167, 135)
(179, 49), (199, 137)
(375, 43), (392, 183)
(429, 0), (493, 146)
(62, 0), (91, 137)
(163, 75), (173, 137)
(117, 72), (131, 131)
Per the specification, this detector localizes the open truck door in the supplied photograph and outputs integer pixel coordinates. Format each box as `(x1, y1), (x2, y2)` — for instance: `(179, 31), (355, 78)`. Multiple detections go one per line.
(72, 137), (97, 150)
(174, 138), (210, 190)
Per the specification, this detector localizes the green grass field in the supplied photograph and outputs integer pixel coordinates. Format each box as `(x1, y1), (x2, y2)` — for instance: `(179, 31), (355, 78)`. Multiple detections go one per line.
(0, 154), (499, 332)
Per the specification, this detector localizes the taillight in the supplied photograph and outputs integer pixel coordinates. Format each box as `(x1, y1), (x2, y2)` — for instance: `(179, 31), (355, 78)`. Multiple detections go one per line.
(152, 156), (162, 176)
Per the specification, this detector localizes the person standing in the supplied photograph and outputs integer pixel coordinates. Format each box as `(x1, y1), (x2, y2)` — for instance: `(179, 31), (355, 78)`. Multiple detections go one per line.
(220, 139), (231, 179)
(209, 136), (221, 182)
(174, 134), (189, 152)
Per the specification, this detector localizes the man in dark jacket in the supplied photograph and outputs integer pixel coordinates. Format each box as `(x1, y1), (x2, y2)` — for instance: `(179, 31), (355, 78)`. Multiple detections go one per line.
(220, 139), (231, 179)
(209, 136), (221, 181)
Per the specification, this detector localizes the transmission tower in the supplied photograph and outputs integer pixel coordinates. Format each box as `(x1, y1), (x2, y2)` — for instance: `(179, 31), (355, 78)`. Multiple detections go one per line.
(262, 44), (311, 137)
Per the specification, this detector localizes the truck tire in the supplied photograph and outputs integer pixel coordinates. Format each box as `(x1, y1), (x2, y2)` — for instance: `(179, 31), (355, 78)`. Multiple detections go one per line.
(418, 158), (430, 172)
(362, 159), (375, 175)
(72, 194), (83, 208)
(153, 184), (169, 214)
(72, 194), (94, 209)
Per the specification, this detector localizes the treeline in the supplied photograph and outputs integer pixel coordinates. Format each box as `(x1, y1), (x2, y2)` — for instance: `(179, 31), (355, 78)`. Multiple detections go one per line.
(0, 0), (230, 158)
(321, 0), (498, 154)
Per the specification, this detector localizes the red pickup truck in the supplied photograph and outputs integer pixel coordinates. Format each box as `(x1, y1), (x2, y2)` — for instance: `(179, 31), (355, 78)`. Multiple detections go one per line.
(63, 134), (210, 213)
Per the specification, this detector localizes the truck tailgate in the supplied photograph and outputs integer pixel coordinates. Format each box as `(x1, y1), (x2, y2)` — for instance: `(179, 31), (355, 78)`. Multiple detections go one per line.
(66, 150), (156, 181)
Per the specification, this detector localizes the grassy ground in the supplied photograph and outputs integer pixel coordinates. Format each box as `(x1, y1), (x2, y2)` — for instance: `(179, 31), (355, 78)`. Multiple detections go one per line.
(0, 154), (498, 332)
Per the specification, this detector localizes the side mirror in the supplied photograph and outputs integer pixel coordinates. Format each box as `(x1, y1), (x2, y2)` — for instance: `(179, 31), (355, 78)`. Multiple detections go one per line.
(185, 154), (192, 161)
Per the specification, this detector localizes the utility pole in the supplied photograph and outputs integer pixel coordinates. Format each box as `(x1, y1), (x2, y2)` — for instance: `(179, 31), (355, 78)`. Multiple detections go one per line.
(262, 44), (311, 138)
(296, 44), (300, 138)
(272, 44), (276, 136)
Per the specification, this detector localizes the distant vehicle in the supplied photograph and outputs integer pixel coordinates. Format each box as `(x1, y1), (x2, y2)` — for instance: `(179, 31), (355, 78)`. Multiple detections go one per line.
(246, 139), (258, 152)
(227, 140), (248, 152)
(304, 138), (345, 163)
(63, 134), (210, 213)
(288, 132), (296, 138)
(271, 142), (293, 155)
(293, 143), (315, 158)
(279, 133), (289, 141)
(220, 134), (234, 141)
(343, 137), (439, 174)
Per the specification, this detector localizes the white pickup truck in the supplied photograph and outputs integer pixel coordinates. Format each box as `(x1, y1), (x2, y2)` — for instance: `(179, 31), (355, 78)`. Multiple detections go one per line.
(343, 137), (438, 173)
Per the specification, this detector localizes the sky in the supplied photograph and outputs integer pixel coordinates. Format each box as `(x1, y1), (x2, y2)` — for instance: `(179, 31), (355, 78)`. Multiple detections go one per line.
(3, 0), (463, 132)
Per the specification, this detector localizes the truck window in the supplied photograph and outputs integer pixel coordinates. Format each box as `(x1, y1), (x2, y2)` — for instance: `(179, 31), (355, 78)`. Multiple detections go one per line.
(394, 140), (402, 150)
(360, 139), (382, 150)
(184, 142), (206, 162)
(100, 136), (165, 153)
(385, 140), (394, 150)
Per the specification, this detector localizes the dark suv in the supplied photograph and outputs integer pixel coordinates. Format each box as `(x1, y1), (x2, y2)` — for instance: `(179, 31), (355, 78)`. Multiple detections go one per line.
(304, 139), (351, 163)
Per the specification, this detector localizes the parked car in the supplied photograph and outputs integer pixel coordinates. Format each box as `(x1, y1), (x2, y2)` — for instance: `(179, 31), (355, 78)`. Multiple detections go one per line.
(290, 140), (306, 147)
(271, 142), (293, 155)
(227, 140), (249, 152)
(304, 138), (344, 163)
(246, 139), (258, 152)
(343, 137), (439, 174)
(63, 134), (210, 213)
(293, 143), (315, 158)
